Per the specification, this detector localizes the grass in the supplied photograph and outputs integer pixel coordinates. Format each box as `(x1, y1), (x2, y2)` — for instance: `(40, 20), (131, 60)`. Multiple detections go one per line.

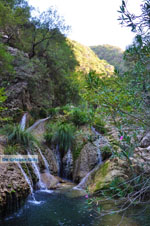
(1, 124), (38, 148)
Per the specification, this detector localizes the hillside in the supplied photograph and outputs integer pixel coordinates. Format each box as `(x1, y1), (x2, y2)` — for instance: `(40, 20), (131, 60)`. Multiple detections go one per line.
(0, 38), (114, 122)
(90, 44), (126, 73)
(69, 40), (114, 75)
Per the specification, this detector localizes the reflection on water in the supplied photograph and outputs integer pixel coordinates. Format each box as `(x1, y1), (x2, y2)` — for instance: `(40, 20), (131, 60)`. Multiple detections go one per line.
(0, 186), (149, 226)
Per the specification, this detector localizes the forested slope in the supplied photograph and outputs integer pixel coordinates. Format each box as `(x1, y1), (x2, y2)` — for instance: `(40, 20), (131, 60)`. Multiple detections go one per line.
(90, 44), (126, 73)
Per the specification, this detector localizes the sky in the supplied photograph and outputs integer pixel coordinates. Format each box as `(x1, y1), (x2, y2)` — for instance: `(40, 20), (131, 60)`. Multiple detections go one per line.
(27, 0), (141, 50)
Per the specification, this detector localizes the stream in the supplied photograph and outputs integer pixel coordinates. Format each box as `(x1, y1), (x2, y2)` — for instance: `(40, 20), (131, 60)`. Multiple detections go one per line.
(1, 116), (149, 225)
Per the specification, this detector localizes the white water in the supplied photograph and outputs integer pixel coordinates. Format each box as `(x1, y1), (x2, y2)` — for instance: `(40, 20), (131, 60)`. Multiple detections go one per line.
(74, 164), (101, 190)
(63, 148), (72, 178)
(37, 147), (51, 175)
(56, 144), (61, 176)
(91, 126), (102, 164)
(17, 162), (35, 200)
(20, 113), (27, 130)
(27, 117), (50, 132)
(27, 150), (46, 189)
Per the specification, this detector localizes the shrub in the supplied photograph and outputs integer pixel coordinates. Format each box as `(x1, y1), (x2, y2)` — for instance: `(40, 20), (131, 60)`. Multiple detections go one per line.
(54, 123), (75, 151)
(47, 107), (61, 117)
(69, 107), (92, 126)
(45, 122), (75, 152)
(93, 115), (108, 134)
(4, 145), (17, 155)
(44, 123), (57, 144)
(1, 124), (38, 148)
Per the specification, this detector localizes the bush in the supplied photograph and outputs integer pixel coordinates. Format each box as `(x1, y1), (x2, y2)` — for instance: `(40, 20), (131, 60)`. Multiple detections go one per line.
(1, 124), (38, 148)
(4, 145), (17, 155)
(44, 123), (57, 144)
(47, 107), (61, 117)
(93, 115), (108, 134)
(69, 107), (93, 126)
(45, 122), (75, 152)
(54, 123), (75, 151)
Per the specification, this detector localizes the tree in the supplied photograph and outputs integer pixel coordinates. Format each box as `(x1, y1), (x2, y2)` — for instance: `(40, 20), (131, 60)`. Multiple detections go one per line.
(0, 0), (31, 46)
(118, 0), (150, 38)
(22, 8), (70, 58)
(0, 42), (13, 74)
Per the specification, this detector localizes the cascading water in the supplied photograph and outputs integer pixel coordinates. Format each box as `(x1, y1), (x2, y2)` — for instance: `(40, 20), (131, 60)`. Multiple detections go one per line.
(20, 113), (27, 130)
(63, 148), (73, 179)
(27, 150), (46, 189)
(17, 162), (35, 200)
(37, 147), (50, 173)
(74, 126), (103, 189)
(56, 144), (61, 176)
(74, 164), (101, 190)
(91, 126), (102, 164)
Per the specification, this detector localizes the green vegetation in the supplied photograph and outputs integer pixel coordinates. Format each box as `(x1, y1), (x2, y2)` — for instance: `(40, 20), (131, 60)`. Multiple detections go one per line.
(4, 145), (17, 155)
(93, 115), (108, 135)
(69, 40), (114, 74)
(1, 124), (38, 148)
(45, 122), (75, 152)
(90, 44), (126, 73)
(67, 106), (94, 126)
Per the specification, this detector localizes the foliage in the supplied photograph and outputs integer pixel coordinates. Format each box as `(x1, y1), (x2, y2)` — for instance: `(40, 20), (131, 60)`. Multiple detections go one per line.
(4, 145), (17, 155)
(67, 107), (93, 126)
(0, 43), (13, 74)
(93, 115), (108, 135)
(45, 122), (75, 152)
(77, 70), (139, 124)
(68, 40), (114, 75)
(118, 0), (150, 37)
(1, 124), (38, 148)
(90, 44), (126, 73)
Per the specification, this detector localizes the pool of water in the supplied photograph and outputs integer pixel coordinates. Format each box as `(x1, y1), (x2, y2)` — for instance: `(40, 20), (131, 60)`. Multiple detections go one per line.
(0, 187), (100, 226)
(1, 186), (150, 226)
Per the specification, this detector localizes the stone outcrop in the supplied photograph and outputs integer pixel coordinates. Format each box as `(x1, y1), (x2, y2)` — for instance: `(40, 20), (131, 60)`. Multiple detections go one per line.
(0, 145), (30, 216)
(89, 158), (129, 193)
(40, 172), (59, 189)
(73, 142), (99, 183)
(44, 147), (59, 176)
(140, 132), (150, 148)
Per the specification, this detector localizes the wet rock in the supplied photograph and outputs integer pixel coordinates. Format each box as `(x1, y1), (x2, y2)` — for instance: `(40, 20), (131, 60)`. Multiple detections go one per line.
(44, 147), (59, 175)
(73, 142), (99, 183)
(40, 172), (59, 189)
(89, 159), (129, 193)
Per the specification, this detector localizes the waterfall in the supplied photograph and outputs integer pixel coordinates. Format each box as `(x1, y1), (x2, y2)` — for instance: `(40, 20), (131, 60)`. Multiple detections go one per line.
(37, 147), (50, 173)
(63, 148), (73, 179)
(74, 126), (103, 190)
(74, 164), (101, 190)
(91, 126), (102, 164)
(17, 162), (35, 200)
(20, 113), (27, 130)
(27, 150), (46, 189)
(56, 144), (61, 176)
(27, 117), (50, 132)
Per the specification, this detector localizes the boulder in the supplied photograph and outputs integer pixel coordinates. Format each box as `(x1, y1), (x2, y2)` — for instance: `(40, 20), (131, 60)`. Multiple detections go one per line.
(89, 158), (129, 193)
(140, 132), (150, 148)
(73, 142), (99, 183)
(40, 172), (59, 189)
(44, 147), (59, 176)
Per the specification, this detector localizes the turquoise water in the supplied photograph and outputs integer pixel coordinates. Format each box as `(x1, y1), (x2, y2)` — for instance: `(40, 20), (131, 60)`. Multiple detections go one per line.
(1, 187), (150, 226)
(0, 188), (100, 226)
